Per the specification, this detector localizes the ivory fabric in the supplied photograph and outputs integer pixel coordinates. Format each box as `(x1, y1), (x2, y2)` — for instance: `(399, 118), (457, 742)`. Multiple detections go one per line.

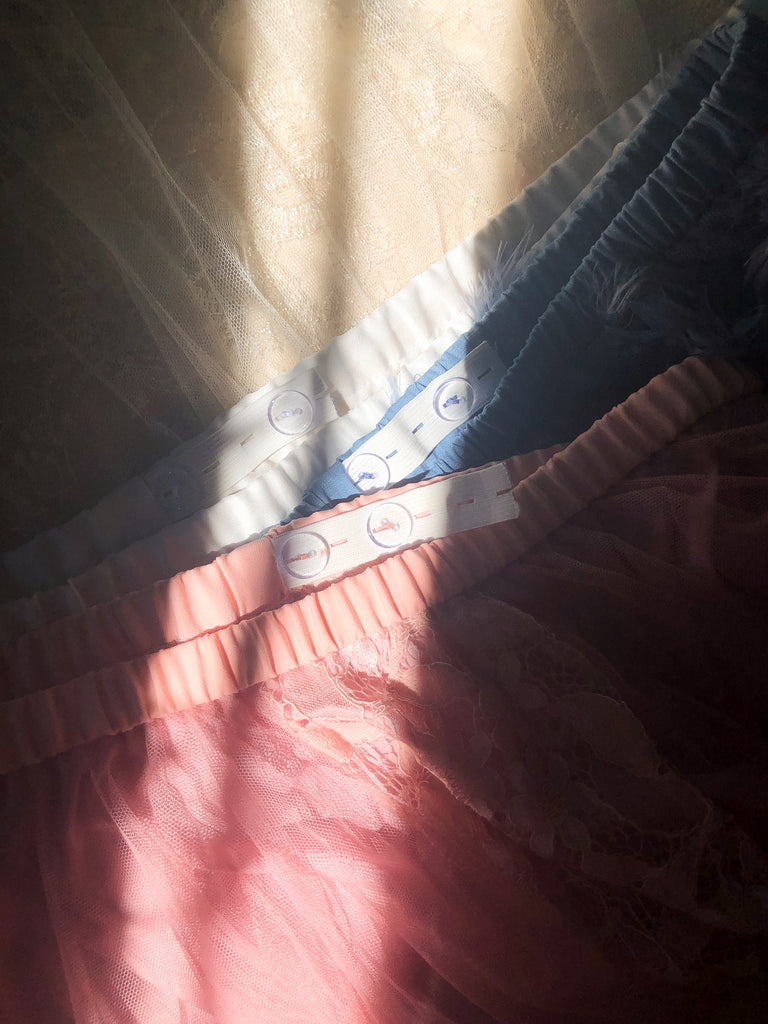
(0, 0), (728, 548)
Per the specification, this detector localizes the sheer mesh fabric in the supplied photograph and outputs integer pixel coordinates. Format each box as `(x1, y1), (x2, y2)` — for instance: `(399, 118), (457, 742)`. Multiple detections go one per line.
(0, 0), (729, 546)
(1, 377), (767, 1022)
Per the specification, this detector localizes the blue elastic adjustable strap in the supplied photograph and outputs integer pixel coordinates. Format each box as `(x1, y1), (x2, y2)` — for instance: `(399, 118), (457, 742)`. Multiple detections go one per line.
(290, 19), (746, 519)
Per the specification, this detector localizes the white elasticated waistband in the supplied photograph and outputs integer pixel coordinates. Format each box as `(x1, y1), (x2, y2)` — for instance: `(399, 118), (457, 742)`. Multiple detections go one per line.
(0, 69), (668, 613)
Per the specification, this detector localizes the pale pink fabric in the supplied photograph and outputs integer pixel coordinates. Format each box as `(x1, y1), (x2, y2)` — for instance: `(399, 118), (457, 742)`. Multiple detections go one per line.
(1, 358), (767, 1021)
(0, 446), (560, 699)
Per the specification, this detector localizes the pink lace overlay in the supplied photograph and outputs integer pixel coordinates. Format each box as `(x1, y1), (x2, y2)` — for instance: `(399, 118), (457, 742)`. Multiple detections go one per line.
(4, 598), (767, 1021)
(2, 381), (767, 1022)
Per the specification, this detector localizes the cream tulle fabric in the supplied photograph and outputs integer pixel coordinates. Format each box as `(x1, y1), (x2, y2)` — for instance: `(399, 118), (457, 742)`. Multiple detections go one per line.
(1, 0), (726, 545)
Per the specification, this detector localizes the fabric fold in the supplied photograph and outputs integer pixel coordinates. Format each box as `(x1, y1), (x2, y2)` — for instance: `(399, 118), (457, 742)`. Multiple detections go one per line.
(0, 68), (667, 606)
(0, 358), (758, 773)
(292, 15), (768, 518)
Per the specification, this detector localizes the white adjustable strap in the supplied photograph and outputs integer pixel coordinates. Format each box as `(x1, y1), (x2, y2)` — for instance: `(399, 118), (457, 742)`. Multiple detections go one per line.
(144, 370), (336, 516)
(343, 342), (504, 494)
(201, 369), (335, 493)
(273, 461), (518, 588)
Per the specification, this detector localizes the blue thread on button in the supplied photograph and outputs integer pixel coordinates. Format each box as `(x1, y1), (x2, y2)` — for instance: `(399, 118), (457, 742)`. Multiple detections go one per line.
(441, 393), (465, 409)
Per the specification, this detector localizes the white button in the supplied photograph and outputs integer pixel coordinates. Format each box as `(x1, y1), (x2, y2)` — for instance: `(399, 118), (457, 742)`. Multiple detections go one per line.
(145, 463), (203, 520)
(433, 378), (475, 422)
(268, 390), (314, 436)
(278, 531), (330, 581)
(366, 502), (414, 549)
(346, 452), (391, 493)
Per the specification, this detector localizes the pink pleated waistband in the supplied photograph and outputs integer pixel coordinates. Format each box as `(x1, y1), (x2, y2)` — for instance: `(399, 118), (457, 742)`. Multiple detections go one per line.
(0, 445), (560, 701)
(0, 358), (759, 773)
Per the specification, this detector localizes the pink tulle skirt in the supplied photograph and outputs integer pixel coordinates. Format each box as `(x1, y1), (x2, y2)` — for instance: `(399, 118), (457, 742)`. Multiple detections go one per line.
(2, 362), (767, 1022)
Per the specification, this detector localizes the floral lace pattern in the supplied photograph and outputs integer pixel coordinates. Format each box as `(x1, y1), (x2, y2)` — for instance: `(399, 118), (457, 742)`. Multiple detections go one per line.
(10, 586), (763, 1021)
(6, 388), (768, 1020)
(278, 597), (768, 976)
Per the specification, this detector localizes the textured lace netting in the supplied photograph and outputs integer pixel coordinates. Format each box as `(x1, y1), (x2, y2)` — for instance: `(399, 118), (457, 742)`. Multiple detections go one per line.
(3, 391), (768, 1022)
